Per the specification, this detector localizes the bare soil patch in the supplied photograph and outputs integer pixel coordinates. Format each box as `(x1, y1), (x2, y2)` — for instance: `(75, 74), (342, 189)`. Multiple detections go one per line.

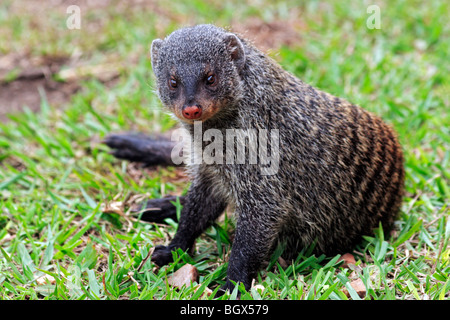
(0, 53), (80, 122)
(0, 0), (304, 122)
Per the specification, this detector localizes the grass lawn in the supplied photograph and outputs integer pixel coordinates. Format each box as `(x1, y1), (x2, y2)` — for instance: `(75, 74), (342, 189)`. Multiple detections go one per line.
(0, 0), (448, 300)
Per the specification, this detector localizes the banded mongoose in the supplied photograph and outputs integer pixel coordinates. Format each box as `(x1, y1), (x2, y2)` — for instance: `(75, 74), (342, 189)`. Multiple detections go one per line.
(105, 24), (405, 292)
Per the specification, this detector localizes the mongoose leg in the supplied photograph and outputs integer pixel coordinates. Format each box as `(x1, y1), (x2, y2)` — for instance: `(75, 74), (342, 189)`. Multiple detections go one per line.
(222, 206), (280, 293)
(151, 179), (228, 267)
(103, 133), (178, 167)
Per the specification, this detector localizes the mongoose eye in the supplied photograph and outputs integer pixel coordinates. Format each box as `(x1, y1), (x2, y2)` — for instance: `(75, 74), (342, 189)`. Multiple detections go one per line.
(168, 77), (178, 89)
(205, 74), (216, 86)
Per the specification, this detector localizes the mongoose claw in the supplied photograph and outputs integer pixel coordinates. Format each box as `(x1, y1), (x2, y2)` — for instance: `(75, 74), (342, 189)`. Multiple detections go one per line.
(151, 245), (174, 267)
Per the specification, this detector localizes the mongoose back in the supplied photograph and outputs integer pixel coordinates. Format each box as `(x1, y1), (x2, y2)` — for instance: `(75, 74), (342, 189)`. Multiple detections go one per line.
(105, 24), (404, 292)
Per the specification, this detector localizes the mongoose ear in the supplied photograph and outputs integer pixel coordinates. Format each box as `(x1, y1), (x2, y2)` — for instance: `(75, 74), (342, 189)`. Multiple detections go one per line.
(150, 39), (163, 70)
(224, 33), (246, 72)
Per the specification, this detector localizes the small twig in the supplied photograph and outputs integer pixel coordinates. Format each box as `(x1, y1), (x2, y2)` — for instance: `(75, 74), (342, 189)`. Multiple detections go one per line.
(137, 247), (154, 273)
(128, 272), (141, 289)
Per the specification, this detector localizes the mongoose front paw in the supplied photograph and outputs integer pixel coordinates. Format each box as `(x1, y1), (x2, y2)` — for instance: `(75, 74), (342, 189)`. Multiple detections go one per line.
(135, 196), (185, 223)
(151, 245), (174, 267)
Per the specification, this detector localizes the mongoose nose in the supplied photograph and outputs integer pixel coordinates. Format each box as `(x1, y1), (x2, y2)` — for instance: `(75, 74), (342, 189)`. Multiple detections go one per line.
(182, 105), (202, 120)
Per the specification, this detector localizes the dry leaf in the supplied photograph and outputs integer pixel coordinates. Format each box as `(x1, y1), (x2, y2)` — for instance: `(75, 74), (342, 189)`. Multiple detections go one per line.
(194, 285), (213, 297)
(343, 278), (366, 299)
(101, 201), (124, 215)
(277, 256), (288, 269)
(167, 264), (199, 288)
(35, 274), (56, 285)
(351, 279), (366, 298)
(252, 284), (265, 293)
(338, 253), (356, 268)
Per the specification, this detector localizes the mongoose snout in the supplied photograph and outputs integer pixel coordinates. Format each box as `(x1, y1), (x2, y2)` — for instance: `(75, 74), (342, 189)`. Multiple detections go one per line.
(182, 105), (202, 119)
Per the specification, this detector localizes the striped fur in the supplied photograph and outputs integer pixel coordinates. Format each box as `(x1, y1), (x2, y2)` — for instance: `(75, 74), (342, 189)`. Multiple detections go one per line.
(149, 24), (405, 290)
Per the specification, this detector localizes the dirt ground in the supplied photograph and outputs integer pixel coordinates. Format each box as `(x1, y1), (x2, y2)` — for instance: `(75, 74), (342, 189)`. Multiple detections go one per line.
(0, 0), (304, 122)
(0, 54), (79, 121)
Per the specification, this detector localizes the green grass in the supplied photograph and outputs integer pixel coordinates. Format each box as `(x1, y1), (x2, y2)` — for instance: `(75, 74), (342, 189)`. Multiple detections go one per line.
(0, 0), (449, 300)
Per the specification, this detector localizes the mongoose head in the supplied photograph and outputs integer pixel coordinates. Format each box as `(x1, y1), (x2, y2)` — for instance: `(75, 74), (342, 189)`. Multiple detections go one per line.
(150, 24), (246, 124)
